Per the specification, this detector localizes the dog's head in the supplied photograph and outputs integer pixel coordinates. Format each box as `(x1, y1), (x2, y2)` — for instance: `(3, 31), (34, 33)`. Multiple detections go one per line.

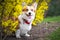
(22, 2), (38, 17)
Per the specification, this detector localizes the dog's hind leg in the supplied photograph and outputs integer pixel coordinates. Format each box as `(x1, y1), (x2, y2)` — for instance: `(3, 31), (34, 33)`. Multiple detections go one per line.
(15, 29), (21, 38)
(25, 33), (30, 37)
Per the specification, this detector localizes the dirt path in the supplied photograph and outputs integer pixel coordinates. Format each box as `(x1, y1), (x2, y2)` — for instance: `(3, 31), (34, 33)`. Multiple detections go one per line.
(1, 22), (60, 40)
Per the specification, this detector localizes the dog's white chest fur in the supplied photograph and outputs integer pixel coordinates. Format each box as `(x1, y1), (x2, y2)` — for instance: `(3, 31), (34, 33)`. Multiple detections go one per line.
(18, 14), (35, 32)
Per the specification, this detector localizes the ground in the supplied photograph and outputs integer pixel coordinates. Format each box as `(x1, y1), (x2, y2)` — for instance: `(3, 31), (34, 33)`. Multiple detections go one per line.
(0, 22), (60, 40)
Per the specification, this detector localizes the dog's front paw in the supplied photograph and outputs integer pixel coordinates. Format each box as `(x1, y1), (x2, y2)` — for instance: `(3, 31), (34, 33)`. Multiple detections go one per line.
(25, 34), (30, 37)
(16, 35), (21, 38)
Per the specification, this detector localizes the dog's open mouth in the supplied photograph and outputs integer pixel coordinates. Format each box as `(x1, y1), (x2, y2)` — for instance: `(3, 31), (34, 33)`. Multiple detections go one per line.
(23, 18), (30, 24)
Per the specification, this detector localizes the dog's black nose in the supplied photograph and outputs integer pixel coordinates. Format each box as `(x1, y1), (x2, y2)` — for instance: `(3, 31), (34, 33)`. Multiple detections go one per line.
(29, 12), (31, 15)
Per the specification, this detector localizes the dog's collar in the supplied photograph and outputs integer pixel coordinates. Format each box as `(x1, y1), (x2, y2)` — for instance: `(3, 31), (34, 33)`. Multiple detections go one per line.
(25, 20), (30, 24)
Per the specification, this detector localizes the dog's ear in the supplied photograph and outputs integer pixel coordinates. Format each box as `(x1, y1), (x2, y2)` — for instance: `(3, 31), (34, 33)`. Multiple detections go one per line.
(32, 2), (38, 10)
(22, 2), (27, 7)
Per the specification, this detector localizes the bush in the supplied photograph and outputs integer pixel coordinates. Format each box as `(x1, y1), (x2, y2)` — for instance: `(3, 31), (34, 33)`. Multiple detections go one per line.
(1, 0), (51, 35)
(46, 0), (60, 16)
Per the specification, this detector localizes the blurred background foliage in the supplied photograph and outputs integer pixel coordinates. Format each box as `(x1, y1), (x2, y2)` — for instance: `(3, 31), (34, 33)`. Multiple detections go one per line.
(46, 0), (60, 17)
(0, 0), (51, 34)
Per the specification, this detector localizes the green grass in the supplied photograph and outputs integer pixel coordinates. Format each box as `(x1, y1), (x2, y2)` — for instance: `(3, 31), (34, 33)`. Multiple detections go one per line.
(43, 16), (60, 22)
(43, 16), (60, 40)
(48, 27), (60, 40)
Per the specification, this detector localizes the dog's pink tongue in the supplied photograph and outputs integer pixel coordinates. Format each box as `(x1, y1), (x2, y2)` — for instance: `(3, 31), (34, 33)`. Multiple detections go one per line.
(29, 16), (31, 19)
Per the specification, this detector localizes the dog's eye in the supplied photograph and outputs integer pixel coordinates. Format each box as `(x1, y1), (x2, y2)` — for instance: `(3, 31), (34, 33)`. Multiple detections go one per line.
(26, 9), (28, 11)
(31, 9), (33, 11)
(22, 9), (28, 11)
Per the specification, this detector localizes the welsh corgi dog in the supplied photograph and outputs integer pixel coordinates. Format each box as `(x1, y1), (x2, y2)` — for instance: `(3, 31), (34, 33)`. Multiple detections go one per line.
(16, 2), (38, 38)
